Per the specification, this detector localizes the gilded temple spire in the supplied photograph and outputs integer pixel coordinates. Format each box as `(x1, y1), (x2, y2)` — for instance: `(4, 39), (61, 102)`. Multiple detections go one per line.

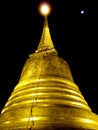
(35, 2), (56, 53)
(35, 16), (56, 53)
(0, 2), (98, 130)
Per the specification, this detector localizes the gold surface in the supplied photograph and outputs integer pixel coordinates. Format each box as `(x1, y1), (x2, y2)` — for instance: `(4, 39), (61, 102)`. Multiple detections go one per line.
(0, 16), (98, 129)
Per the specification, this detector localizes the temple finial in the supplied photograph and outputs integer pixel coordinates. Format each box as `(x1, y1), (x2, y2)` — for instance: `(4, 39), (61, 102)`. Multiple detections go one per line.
(35, 2), (57, 53)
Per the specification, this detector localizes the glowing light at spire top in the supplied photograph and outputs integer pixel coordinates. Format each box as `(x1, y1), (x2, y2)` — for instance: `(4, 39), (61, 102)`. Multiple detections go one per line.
(38, 2), (51, 16)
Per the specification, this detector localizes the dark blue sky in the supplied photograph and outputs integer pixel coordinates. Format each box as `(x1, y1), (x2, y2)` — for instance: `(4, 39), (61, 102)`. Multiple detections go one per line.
(0, 0), (98, 114)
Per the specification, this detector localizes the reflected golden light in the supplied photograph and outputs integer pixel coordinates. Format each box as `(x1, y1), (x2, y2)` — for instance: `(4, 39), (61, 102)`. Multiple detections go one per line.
(38, 2), (51, 16)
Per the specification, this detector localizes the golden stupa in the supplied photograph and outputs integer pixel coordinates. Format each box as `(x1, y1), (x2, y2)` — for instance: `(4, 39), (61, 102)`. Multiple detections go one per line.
(0, 3), (98, 130)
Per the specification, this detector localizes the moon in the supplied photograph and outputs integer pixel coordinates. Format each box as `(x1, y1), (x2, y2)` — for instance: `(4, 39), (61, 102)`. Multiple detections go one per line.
(80, 10), (84, 14)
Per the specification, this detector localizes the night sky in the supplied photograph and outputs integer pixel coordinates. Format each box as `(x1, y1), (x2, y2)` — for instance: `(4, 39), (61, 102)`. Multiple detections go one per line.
(0, 0), (98, 115)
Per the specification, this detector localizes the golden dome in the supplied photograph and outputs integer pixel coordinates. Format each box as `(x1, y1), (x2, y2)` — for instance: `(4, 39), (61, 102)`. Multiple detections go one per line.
(0, 16), (98, 130)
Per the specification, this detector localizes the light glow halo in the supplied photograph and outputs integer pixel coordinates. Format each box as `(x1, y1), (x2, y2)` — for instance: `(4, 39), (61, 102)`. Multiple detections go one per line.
(38, 2), (51, 16)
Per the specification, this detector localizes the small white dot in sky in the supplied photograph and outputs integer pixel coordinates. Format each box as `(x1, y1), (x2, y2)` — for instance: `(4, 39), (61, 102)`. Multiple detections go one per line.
(80, 10), (84, 14)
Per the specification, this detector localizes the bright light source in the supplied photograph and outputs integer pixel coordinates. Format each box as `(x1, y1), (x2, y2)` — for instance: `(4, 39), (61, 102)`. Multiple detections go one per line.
(80, 10), (84, 14)
(38, 2), (51, 16)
